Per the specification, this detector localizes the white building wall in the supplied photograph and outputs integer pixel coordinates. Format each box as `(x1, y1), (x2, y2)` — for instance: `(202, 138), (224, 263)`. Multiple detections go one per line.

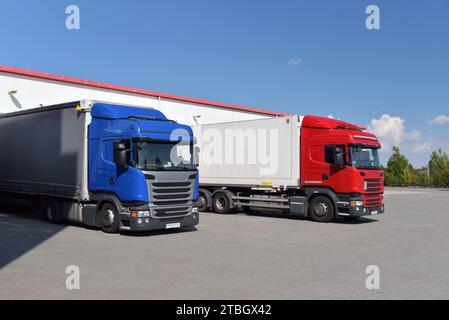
(0, 72), (273, 126)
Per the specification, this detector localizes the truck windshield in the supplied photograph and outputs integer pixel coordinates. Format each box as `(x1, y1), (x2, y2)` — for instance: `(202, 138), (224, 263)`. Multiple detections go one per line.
(349, 146), (381, 170)
(135, 140), (195, 171)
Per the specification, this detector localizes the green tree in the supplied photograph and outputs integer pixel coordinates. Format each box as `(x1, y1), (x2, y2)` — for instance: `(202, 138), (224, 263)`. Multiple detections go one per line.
(429, 149), (449, 187)
(408, 163), (417, 186)
(384, 146), (412, 186)
(413, 168), (429, 187)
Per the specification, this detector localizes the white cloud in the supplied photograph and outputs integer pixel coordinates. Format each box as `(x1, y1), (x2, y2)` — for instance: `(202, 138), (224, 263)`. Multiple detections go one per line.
(368, 114), (405, 149)
(288, 58), (303, 66)
(430, 115), (449, 125)
(368, 114), (422, 151)
(367, 114), (438, 167)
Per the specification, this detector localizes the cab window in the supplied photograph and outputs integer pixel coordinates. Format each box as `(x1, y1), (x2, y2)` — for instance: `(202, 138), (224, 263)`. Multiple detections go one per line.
(325, 145), (346, 166)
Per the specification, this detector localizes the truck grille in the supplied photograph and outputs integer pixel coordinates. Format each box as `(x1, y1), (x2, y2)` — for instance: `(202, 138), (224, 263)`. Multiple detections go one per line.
(363, 194), (383, 208)
(149, 181), (193, 218)
(154, 207), (190, 218)
(364, 178), (382, 192)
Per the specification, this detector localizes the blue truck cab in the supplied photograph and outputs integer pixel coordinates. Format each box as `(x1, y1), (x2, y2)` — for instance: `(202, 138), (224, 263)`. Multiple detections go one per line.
(87, 102), (199, 233)
(0, 100), (198, 234)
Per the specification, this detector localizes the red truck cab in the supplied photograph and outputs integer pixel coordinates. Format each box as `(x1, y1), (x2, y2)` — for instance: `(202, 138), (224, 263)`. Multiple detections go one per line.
(300, 116), (384, 220)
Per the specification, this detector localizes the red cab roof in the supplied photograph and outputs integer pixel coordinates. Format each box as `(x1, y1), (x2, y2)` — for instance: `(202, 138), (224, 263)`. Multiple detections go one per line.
(302, 115), (368, 131)
(302, 115), (380, 146)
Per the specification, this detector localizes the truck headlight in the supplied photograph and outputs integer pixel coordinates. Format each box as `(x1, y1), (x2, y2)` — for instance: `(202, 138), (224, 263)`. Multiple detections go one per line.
(192, 207), (198, 213)
(350, 201), (364, 207)
(131, 210), (150, 218)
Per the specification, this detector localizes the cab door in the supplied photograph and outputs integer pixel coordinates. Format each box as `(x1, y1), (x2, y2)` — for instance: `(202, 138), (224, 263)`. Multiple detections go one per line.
(322, 144), (351, 192)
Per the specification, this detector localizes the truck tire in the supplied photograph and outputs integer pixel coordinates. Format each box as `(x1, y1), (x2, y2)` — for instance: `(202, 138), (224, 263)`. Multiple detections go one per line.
(308, 196), (335, 223)
(212, 192), (233, 214)
(100, 203), (120, 234)
(198, 189), (211, 212)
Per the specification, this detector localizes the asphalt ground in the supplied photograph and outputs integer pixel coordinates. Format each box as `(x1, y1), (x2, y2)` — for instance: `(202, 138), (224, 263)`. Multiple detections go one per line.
(0, 187), (448, 299)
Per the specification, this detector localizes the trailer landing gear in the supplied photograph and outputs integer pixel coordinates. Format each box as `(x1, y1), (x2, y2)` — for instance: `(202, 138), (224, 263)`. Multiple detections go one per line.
(43, 201), (58, 223)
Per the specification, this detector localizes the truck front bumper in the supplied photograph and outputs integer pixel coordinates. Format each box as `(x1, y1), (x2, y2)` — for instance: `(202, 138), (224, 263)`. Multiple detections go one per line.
(124, 212), (199, 232)
(336, 197), (385, 217)
(345, 204), (384, 217)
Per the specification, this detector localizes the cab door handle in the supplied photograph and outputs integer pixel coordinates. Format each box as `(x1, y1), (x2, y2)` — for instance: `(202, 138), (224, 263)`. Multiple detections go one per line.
(322, 174), (329, 181)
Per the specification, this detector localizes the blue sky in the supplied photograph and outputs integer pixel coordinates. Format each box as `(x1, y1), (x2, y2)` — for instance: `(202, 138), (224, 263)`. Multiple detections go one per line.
(0, 0), (448, 167)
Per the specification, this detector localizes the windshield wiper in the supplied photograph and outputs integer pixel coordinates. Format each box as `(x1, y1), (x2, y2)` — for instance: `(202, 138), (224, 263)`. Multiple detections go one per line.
(357, 166), (380, 170)
(167, 166), (195, 171)
(140, 165), (195, 171)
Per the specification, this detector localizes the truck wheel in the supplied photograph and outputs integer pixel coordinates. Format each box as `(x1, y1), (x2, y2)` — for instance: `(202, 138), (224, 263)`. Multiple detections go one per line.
(212, 192), (233, 214)
(308, 196), (335, 223)
(100, 203), (120, 234)
(198, 190), (210, 212)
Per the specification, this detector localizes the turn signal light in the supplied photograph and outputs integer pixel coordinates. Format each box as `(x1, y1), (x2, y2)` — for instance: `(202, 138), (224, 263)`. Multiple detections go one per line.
(351, 201), (363, 207)
(131, 211), (150, 218)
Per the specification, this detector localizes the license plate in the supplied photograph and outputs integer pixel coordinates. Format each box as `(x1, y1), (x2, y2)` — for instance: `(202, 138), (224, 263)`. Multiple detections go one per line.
(166, 223), (181, 229)
(371, 211), (378, 215)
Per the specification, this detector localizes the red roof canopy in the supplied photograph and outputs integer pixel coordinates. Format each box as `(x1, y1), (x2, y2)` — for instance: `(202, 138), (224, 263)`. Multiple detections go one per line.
(0, 65), (288, 117)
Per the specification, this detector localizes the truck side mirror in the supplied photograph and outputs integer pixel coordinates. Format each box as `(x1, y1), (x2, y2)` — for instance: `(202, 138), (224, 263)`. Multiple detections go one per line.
(114, 142), (129, 169)
(334, 147), (346, 167)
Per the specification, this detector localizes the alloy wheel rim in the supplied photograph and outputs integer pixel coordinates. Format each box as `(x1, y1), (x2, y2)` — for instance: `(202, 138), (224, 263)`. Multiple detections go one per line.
(103, 209), (115, 227)
(216, 197), (225, 210)
(314, 202), (328, 217)
(199, 195), (207, 209)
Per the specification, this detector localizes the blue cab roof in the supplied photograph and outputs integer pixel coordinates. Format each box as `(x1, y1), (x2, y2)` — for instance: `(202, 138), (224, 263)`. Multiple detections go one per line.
(90, 102), (194, 142)
(91, 103), (168, 120)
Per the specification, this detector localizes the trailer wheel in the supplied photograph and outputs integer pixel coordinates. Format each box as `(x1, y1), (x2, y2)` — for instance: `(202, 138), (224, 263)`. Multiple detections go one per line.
(212, 192), (233, 214)
(100, 203), (120, 234)
(308, 196), (335, 223)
